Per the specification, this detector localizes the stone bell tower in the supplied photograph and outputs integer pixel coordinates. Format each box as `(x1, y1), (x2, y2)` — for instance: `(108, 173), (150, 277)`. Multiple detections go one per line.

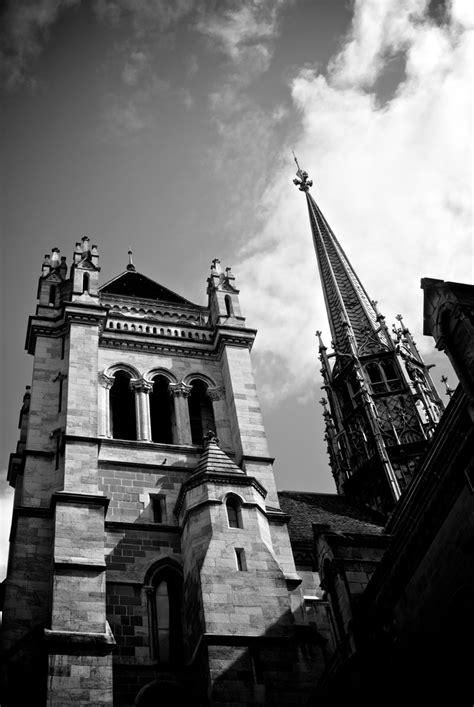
(2, 239), (320, 706)
(293, 159), (444, 515)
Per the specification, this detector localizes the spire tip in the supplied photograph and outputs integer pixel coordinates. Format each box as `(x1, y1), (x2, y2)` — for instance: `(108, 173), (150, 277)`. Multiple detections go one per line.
(292, 152), (313, 192)
(127, 249), (136, 272)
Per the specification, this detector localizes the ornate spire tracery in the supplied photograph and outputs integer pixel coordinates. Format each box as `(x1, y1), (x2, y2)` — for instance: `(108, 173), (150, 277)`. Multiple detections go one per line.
(295, 160), (444, 514)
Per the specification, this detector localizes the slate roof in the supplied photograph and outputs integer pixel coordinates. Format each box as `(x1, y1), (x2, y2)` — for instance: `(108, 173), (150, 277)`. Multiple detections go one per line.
(193, 439), (244, 476)
(100, 270), (202, 308)
(278, 491), (385, 544)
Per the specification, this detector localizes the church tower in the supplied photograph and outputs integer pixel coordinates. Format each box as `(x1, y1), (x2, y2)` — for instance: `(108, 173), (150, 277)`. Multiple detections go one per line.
(2, 240), (322, 706)
(293, 161), (444, 514)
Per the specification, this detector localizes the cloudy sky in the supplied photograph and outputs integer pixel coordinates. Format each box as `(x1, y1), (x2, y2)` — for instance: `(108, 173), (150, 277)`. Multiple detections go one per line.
(0, 0), (472, 578)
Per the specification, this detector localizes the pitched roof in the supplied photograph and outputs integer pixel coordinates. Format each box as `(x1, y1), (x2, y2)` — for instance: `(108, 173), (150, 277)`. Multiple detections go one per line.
(278, 491), (385, 544)
(193, 438), (244, 476)
(99, 270), (201, 307)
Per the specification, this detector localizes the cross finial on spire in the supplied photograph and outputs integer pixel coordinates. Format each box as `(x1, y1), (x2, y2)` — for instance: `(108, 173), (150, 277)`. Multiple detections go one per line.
(292, 152), (313, 192)
(127, 249), (136, 272)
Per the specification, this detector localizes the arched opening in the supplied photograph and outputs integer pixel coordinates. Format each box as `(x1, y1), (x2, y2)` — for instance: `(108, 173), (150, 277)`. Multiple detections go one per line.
(226, 496), (243, 528)
(224, 295), (234, 317)
(366, 362), (386, 394)
(148, 565), (184, 667)
(83, 272), (90, 293)
(381, 359), (400, 390)
(110, 370), (136, 440)
(49, 285), (56, 306)
(150, 375), (174, 444)
(188, 379), (216, 445)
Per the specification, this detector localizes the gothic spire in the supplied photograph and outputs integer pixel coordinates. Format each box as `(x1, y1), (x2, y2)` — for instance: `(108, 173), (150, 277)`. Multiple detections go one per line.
(294, 157), (444, 516)
(293, 156), (389, 357)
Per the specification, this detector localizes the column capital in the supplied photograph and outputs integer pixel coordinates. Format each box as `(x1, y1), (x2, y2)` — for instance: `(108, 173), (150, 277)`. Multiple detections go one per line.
(98, 372), (114, 390)
(169, 382), (193, 398)
(130, 378), (153, 394)
(207, 385), (225, 401)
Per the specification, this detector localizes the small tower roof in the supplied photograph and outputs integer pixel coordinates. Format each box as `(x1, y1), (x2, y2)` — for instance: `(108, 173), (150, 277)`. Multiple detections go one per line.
(192, 431), (244, 476)
(99, 270), (201, 308)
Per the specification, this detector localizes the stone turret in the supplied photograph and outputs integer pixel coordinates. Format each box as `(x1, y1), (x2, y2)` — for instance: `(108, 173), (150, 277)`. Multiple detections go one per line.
(70, 235), (100, 299)
(207, 258), (244, 326)
(37, 247), (68, 309)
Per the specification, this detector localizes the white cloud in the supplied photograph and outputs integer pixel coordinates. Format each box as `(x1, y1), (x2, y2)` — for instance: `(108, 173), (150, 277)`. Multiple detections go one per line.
(236, 0), (473, 403)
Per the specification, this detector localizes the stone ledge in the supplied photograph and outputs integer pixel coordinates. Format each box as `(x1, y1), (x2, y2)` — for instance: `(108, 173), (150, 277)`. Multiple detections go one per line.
(51, 491), (110, 509)
(54, 558), (107, 570)
(44, 622), (116, 655)
(241, 454), (276, 465)
(105, 520), (180, 533)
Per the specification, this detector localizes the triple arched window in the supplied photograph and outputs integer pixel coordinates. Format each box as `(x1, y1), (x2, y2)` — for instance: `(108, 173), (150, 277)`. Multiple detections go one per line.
(105, 370), (217, 445)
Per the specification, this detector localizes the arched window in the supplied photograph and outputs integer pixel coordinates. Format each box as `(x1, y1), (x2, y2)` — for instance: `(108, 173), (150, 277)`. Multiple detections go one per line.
(83, 272), (90, 293)
(110, 370), (136, 440)
(188, 379), (216, 445)
(381, 360), (401, 391)
(226, 496), (243, 528)
(366, 362), (386, 394)
(224, 295), (234, 317)
(150, 375), (174, 444)
(49, 285), (56, 306)
(366, 360), (401, 394)
(148, 565), (184, 666)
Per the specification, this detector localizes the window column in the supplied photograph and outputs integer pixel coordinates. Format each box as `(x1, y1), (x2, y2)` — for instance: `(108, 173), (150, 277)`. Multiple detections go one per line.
(131, 378), (153, 441)
(168, 382), (193, 445)
(206, 386), (230, 448)
(98, 373), (114, 437)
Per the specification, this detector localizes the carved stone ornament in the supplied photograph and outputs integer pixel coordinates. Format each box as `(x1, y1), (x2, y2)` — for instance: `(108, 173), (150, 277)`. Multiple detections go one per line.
(168, 382), (192, 398)
(202, 430), (219, 446)
(98, 372), (115, 389)
(207, 386), (225, 401)
(130, 378), (154, 394)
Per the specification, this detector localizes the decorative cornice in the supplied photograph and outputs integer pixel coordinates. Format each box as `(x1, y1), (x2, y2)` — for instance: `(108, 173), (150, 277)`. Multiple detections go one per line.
(99, 336), (219, 358)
